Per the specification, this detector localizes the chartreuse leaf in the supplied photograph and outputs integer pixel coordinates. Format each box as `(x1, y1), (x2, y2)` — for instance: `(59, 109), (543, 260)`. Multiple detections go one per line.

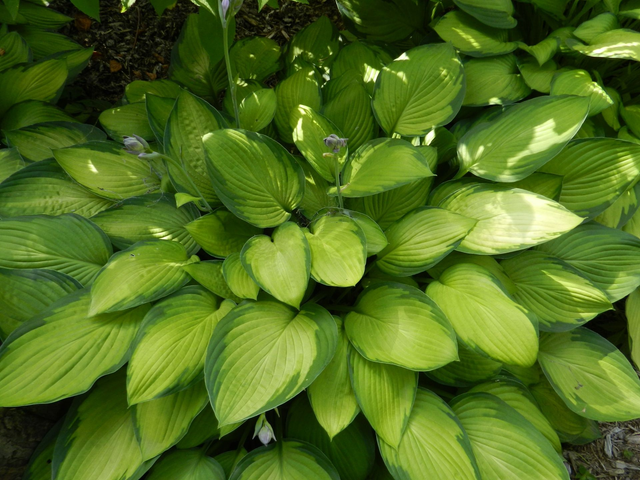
(0, 147), (24, 182)
(536, 223), (640, 302)
(165, 89), (225, 205)
(99, 102), (154, 142)
(0, 100), (77, 132)
(568, 29), (640, 62)
(183, 261), (241, 302)
(550, 70), (613, 116)
(222, 252), (259, 300)
(348, 348), (417, 448)
(304, 213), (366, 287)
(427, 342), (502, 387)
(206, 301), (338, 426)
(147, 449), (225, 480)
(176, 405), (219, 449)
(238, 88), (276, 132)
(451, 393), (569, 480)
(274, 66), (322, 143)
(469, 377), (561, 452)
(229, 440), (339, 480)
(292, 105), (347, 182)
(288, 396), (375, 480)
(125, 79), (181, 103)
(203, 129), (304, 228)
(286, 16), (339, 68)
(457, 95), (590, 181)
(52, 372), (144, 480)
(0, 160), (114, 218)
(574, 12), (619, 43)
(331, 41), (386, 95)
(517, 57), (557, 93)
(595, 183), (640, 229)
(4, 122), (106, 162)
(501, 251), (612, 332)
(347, 210), (387, 256)
(377, 207), (477, 276)
(185, 209), (262, 258)
(333, 139), (434, 198)
(146, 94), (175, 146)
(0, 214), (112, 285)
(539, 139), (640, 220)
(91, 194), (200, 255)
(241, 222), (310, 308)
(134, 382), (209, 461)
(0, 268), (80, 340)
(0, 60), (68, 117)
(346, 282), (458, 370)
(22, 419), (61, 480)
(298, 160), (339, 219)
(439, 184), (583, 255)
(510, 172), (563, 200)
(539, 328), (640, 421)
(379, 388), (481, 480)
(127, 287), (234, 404)
(434, 10), (518, 57)
(453, 0), (516, 28)
(427, 251), (513, 286)
(53, 141), (161, 201)
(89, 240), (199, 316)
(372, 43), (464, 136)
(627, 288), (640, 368)
(215, 449), (247, 478)
(462, 54), (531, 106)
(231, 36), (281, 82)
(308, 316), (360, 440)
(426, 263), (539, 366)
(0, 290), (148, 407)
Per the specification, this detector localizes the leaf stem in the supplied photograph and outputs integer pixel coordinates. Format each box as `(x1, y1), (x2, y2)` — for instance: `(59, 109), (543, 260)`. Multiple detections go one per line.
(155, 152), (213, 212)
(334, 160), (344, 209)
(222, 23), (240, 128)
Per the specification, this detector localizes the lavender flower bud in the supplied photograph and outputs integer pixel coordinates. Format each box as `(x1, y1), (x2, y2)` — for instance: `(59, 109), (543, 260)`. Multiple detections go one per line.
(123, 134), (149, 154)
(323, 134), (348, 153)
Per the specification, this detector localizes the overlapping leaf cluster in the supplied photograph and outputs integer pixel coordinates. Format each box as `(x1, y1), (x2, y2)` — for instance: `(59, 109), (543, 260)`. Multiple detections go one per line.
(2, 0), (640, 479)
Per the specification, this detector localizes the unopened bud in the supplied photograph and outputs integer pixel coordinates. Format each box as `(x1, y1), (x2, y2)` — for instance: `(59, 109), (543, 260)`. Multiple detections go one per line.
(123, 134), (149, 154)
(323, 134), (348, 153)
(253, 413), (276, 446)
(219, 0), (243, 25)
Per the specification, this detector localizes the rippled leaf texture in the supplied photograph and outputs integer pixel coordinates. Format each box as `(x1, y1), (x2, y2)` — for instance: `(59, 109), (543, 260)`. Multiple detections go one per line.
(222, 252), (260, 300)
(453, 0), (517, 28)
(286, 16), (340, 68)
(0, 32), (30, 72)
(99, 102), (154, 142)
(539, 328), (640, 421)
(380, 388), (481, 480)
(127, 287), (234, 404)
(206, 301), (337, 426)
(203, 129), (304, 228)
(463, 54), (530, 106)
(0, 147), (24, 183)
(457, 95), (589, 182)
(274, 66), (322, 143)
(427, 263), (539, 366)
(0, 214), (112, 285)
(0, 291), (148, 407)
(89, 240), (198, 315)
(125, 79), (181, 104)
(231, 37), (281, 82)
(372, 43), (464, 136)
(550, 70), (613, 116)
(183, 260), (241, 302)
(147, 449), (225, 480)
(427, 342), (502, 387)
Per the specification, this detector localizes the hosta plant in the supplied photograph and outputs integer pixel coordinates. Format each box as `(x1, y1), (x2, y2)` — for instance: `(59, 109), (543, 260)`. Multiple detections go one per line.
(3, 0), (640, 479)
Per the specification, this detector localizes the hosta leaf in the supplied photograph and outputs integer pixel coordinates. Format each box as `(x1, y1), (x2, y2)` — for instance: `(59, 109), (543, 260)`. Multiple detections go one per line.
(292, 105), (347, 182)
(0, 32), (30, 72)
(183, 261), (241, 302)
(347, 210), (387, 256)
(222, 252), (260, 300)
(134, 382), (209, 460)
(125, 79), (181, 104)
(549, 70), (613, 116)
(426, 263), (539, 366)
(539, 138), (640, 219)
(510, 172), (563, 200)
(379, 388), (481, 480)
(469, 377), (561, 452)
(205, 301), (338, 426)
(89, 240), (198, 316)
(434, 10), (518, 57)
(274, 66), (322, 143)
(91, 194), (200, 255)
(568, 29), (640, 62)
(574, 12), (619, 43)
(215, 449), (247, 478)
(241, 222), (310, 308)
(0, 100), (77, 132)
(0, 291), (148, 407)
(4, 122), (106, 162)
(348, 348), (417, 448)
(331, 41), (386, 95)
(229, 440), (339, 480)
(539, 328), (640, 421)
(53, 141), (162, 201)
(346, 282), (458, 370)
(22, 420), (61, 480)
(451, 393), (569, 480)
(304, 213), (366, 287)
(453, 0), (516, 28)
(203, 129), (304, 228)
(127, 287), (234, 404)
(457, 95), (590, 182)
(377, 207), (477, 276)
(427, 342), (502, 387)
(164, 89), (225, 205)
(0, 147), (24, 183)
(298, 160), (339, 219)
(0, 160), (114, 218)
(535, 223), (640, 302)
(308, 316), (360, 440)
(52, 373), (144, 480)
(238, 88), (276, 132)
(230, 36), (281, 82)
(0, 214), (112, 285)
(501, 251), (612, 331)
(517, 57), (557, 94)
(439, 183), (583, 254)
(595, 183), (640, 229)
(147, 449), (225, 480)
(146, 94), (175, 146)
(286, 16), (339, 68)
(462, 54), (531, 106)
(627, 288), (640, 368)
(332, 139), (434, 198)
(176, 405), (219, 449)
(371, 43), (465, 136)
(0, 268), (80, 340)
(99, 102), (154, 142)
